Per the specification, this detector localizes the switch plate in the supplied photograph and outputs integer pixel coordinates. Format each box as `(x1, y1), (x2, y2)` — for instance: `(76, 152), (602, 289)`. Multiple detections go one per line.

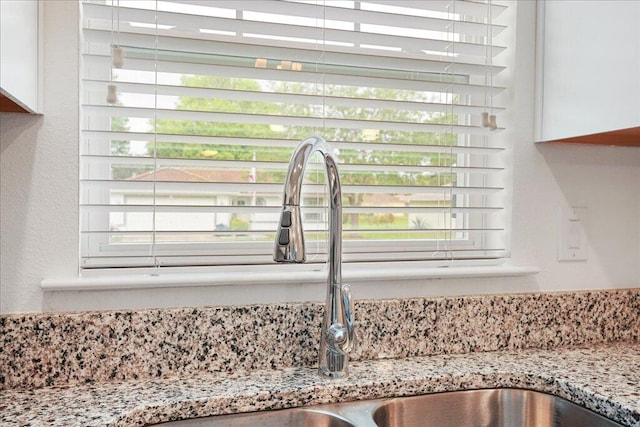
(558, 206), (588, 261)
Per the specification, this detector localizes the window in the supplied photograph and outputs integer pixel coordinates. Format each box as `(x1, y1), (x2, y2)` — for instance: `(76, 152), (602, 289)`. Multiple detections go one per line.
(80, 0), (509, 272)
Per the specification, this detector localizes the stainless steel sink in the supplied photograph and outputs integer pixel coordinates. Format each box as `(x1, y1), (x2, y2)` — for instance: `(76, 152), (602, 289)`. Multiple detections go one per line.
(152, 388), (624, 426)
(155, 408), (359, 427)
(372, 388), (623, 427)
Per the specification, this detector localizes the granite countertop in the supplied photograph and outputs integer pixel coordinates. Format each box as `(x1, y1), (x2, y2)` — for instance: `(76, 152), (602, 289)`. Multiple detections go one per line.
(1, 342), (638, 427)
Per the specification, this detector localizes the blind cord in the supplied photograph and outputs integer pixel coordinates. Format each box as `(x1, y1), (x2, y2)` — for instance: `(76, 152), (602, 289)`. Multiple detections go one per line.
(151, 0), (160, 275)
(447, 0), (456, 266)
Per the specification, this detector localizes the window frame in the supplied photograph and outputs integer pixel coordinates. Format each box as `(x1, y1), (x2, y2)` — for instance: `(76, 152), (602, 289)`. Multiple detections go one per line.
(79, 0), (511, 274)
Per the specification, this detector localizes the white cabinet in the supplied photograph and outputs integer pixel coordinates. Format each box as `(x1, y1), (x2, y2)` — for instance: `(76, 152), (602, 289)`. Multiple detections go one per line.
(1, 0), (40, 113)
(535, 1), (640, 146)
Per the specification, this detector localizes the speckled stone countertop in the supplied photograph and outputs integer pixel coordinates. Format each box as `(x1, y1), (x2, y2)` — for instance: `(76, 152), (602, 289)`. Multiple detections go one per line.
(1, 342), (639, 426)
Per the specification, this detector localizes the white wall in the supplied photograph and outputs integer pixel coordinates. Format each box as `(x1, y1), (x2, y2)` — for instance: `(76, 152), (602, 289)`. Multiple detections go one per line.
(1, 1), (79, 313)
(1, 1), (639, 314)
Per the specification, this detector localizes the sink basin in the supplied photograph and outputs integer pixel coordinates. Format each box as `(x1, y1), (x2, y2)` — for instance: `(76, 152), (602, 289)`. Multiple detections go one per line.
(372, 388), (623, 427)
(151, 389), (623, 426)
(155, 408), (357, 426)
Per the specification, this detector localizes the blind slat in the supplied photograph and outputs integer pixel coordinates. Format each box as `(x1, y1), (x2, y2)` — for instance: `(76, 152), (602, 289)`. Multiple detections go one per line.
(81, 154), (503, 175)
(80, 228), (504, 235)
(84, 29), (504, 77)
(83, 105), (504, 134)
(83, 79), (506, 115)
(82, 131), (505, 154)
(80, 179), (502, 195)
(80, 203), (502, 214)
(83, 54), (506, 96)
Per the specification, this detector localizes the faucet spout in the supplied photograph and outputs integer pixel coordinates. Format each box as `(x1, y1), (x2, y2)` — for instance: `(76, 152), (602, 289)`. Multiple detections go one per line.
(273, 136), (356, 378)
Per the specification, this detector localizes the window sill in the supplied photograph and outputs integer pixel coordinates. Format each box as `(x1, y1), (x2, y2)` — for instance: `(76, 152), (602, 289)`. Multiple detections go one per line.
(41, 263), (540, 292)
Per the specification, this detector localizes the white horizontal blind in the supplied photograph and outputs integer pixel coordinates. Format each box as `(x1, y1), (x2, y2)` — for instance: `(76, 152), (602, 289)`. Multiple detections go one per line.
(80, 0), (509, 270)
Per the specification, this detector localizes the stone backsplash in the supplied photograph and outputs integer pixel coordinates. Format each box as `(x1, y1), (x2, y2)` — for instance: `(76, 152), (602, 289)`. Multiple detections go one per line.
(1, 288), (638, 390)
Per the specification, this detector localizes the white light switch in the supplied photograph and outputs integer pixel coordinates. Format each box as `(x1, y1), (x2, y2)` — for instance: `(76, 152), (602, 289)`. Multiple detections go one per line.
(558, 207), (588, 261)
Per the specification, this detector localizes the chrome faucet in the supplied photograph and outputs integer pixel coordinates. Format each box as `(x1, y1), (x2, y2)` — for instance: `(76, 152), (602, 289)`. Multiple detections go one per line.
(274, 136), (356, 379)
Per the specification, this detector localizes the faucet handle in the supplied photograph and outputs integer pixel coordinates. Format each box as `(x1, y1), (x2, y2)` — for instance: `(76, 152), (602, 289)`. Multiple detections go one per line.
(341, 283), (356, 354)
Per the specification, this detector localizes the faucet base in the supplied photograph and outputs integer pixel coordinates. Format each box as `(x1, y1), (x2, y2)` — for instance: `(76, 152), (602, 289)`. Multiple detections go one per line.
(318, 349), (349, 379)
(318, 367), (349, 379)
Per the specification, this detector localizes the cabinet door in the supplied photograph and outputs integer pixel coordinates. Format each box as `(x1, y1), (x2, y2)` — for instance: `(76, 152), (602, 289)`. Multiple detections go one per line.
(0, 0), (40, 113)
(536, 1), (640, 144)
